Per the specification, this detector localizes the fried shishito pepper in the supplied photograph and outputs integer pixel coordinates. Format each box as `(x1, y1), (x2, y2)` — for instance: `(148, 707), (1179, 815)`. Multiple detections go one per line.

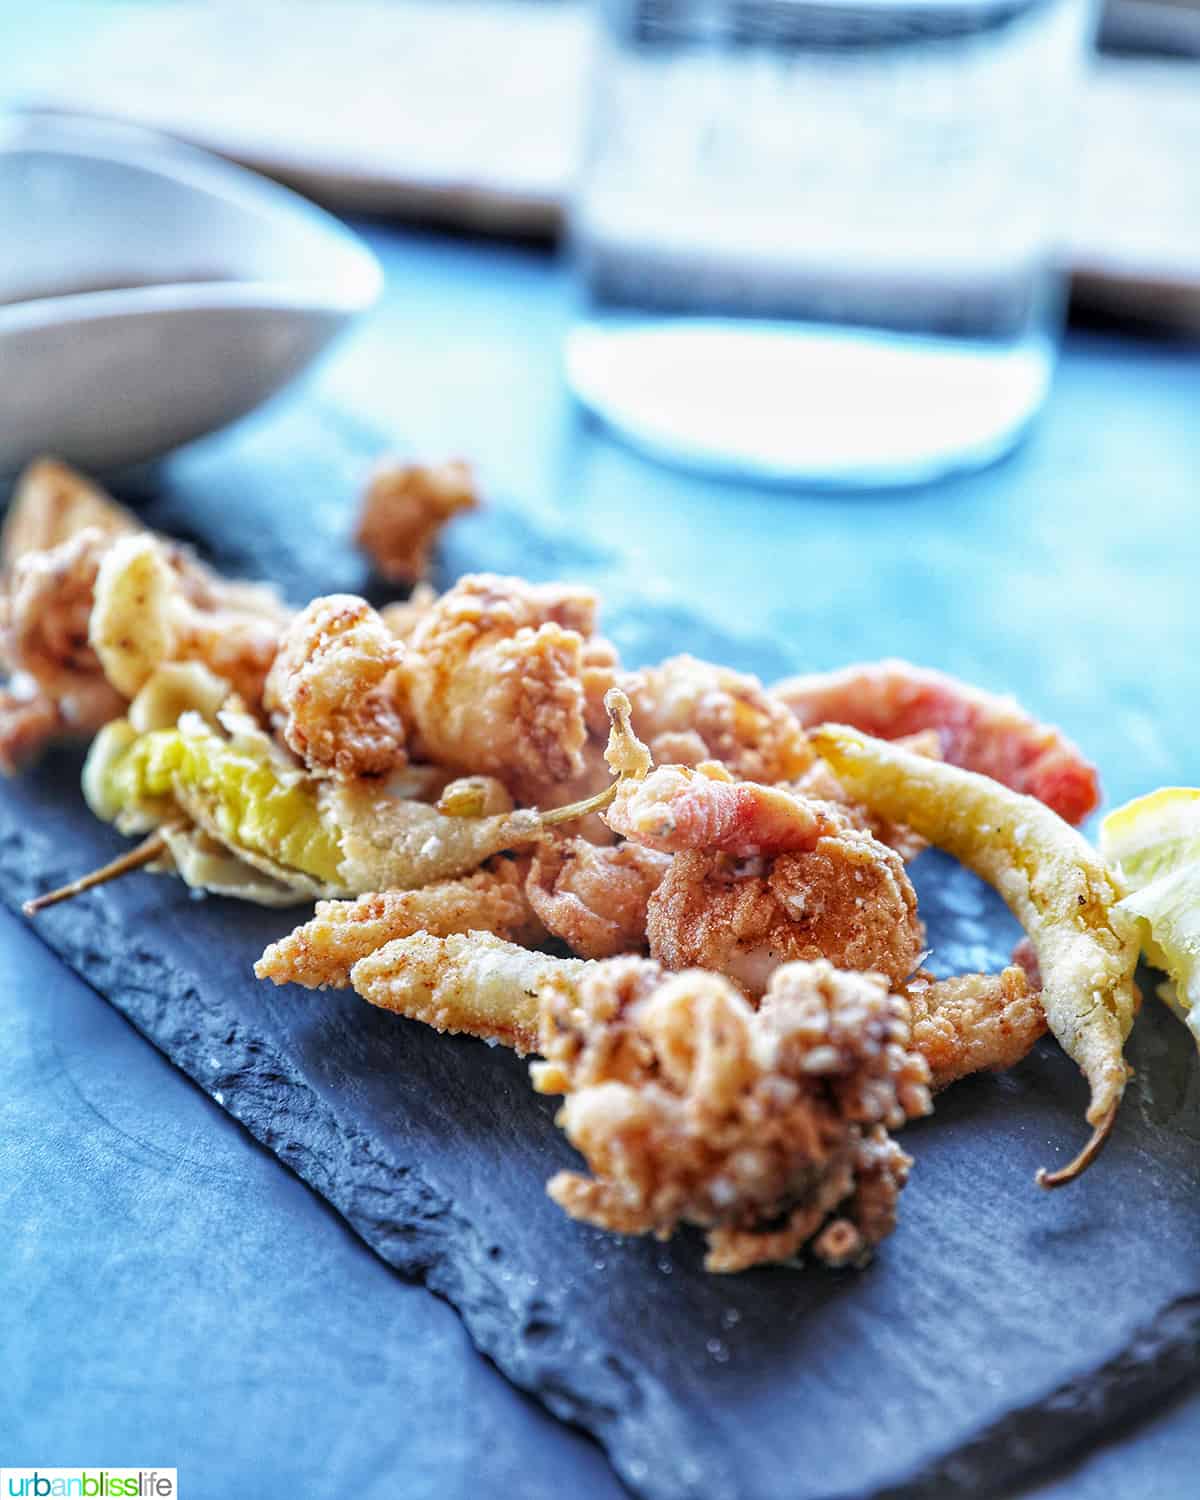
(812, 725), (1139, 1184)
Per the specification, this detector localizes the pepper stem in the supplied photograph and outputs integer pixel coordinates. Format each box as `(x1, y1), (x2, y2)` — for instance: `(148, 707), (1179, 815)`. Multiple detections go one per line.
(23, 828), (171, 916)
(539, 779), (622, 828)
(537, 687), (651, 831)
(1035, 1101), (1118, 1189)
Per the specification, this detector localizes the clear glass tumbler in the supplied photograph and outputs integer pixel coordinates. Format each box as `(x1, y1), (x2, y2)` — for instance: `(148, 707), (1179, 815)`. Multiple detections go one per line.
(566, 0), (1095, 486)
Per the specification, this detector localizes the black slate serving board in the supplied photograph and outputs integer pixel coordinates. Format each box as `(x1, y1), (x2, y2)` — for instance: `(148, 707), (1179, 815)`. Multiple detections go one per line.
(5, 440), (1200, 1500)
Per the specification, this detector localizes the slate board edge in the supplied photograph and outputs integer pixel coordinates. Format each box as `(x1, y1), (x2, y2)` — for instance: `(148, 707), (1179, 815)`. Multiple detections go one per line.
(835, 1294), (1200, 1500)
(6, 815), (1197, 1500)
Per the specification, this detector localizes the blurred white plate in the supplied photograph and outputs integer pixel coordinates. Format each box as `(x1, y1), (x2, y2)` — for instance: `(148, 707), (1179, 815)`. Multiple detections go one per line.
(0, 117), (382, 474)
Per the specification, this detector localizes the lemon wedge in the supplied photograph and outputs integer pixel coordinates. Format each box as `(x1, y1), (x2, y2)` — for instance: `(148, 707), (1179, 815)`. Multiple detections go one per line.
(1100, 788), (1200, 1051)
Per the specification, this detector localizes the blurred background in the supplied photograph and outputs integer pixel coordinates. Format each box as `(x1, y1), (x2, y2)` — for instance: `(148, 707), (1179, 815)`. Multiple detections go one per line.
(2, 0), (1197, 490)
(3, 0), (1196, 315)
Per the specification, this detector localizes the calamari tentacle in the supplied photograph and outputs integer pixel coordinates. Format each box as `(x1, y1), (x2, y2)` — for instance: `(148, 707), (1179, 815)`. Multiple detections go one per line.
(905, 966), (1046, 1089)
(256, 863), (542, 989)
(350, 930), (589, 1052)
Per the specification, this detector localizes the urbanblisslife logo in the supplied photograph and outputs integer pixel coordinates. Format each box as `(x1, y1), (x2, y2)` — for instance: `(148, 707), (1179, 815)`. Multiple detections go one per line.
(2, 1474), (177, 1498)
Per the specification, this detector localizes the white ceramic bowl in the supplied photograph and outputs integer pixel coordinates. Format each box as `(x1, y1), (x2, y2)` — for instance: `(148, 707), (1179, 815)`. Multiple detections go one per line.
(0, 117), (382, 474)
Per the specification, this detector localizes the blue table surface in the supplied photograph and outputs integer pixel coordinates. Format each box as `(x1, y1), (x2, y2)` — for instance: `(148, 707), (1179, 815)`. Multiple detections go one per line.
(4, 223), (1200, 1498)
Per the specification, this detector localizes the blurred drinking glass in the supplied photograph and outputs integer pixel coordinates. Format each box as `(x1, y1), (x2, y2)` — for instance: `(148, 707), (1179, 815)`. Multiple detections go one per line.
(566, 0), (1095, 485)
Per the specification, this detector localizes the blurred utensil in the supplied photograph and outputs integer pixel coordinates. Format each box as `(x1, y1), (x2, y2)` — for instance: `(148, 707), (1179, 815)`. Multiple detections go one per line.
(0, 116), (381, 475)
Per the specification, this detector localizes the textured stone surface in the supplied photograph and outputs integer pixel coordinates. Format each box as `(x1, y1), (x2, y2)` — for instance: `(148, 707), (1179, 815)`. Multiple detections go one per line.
(0, 905), (623, 1499)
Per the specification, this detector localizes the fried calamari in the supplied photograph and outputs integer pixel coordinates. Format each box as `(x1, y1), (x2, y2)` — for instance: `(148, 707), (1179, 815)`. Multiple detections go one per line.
(404, 573), (599, 801)
(646, 833), (924, 997)
(606, 762), (838, 857)
(627, 655), (813, 784)
(263, 594), (408, 778)
(906, 966), (1046, 1089)
(534, 958), (932, 1272)
(0, 689), (67, 775)
(256, 860), (542, 989)
(356, 458), (478, 584)
(525, 836), (670, 958)
(777, 659), (1100, 825)
(90, 533), (289, 709)
(351, 929), (591, 1052)
(350, 935), (932, 1269)
(0, 461), (293, 772)
(380, 582), (438, 641)
(1, 457), (135, 567)
(0, 527), (124, 766)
